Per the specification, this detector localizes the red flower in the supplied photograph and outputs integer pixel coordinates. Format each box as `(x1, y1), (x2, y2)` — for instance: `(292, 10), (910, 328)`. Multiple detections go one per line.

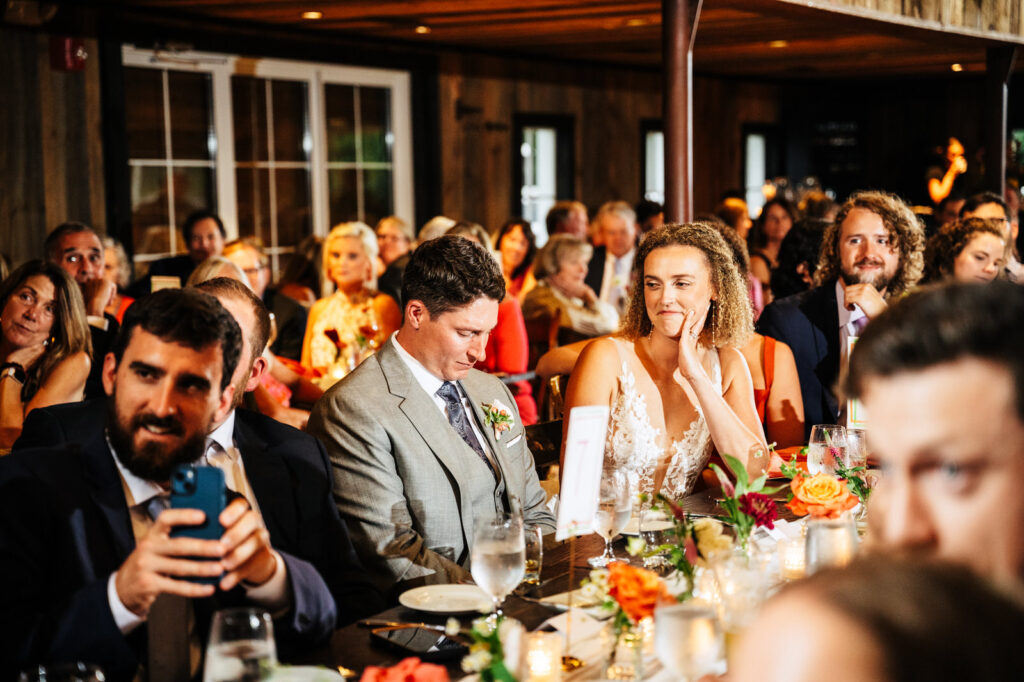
(661, 496), (687, 523)
(738, 492), (777, 529)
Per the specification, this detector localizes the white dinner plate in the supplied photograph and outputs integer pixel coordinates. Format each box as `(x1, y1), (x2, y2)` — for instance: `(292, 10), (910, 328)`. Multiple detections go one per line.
(620, 516), (673, 536)
(398, 584), (492, 614)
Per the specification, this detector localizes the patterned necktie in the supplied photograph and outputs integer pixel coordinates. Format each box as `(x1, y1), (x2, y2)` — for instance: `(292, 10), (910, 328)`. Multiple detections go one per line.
(436, 381), (498, 481)
(851, 316), (869, 337)
(144, 494), (193, 682)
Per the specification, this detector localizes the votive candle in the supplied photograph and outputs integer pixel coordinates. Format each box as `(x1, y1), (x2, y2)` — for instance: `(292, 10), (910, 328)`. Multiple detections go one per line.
(525, 631), (562, 682)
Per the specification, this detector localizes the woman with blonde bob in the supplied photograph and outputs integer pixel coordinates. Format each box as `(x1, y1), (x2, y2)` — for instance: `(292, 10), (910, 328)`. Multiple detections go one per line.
(0, 260), (91, 448)
(563, 223), (768, 498)
(302, 222), (400, 388)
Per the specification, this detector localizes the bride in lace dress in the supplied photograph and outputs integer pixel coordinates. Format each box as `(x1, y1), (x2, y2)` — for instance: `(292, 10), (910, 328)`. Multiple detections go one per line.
(563, 223), (769, 499)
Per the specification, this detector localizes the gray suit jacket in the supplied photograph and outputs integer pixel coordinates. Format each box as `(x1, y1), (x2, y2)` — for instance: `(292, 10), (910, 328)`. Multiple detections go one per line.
(308, 338), (555, 594)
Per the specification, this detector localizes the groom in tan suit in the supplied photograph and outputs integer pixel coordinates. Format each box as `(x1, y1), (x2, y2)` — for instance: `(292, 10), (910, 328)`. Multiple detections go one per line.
(309, 236), (555, 594)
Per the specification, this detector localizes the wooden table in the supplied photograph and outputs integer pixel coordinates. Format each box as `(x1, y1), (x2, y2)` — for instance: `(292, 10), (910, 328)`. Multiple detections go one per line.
(293, 487), (793, 674)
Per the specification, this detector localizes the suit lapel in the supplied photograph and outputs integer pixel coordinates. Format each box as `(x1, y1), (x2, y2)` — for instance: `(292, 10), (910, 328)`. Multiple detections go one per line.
(233, 411), (298, 549)
(463, 378), (517, 513)
(80, 430), (135, 562)
(378, 341), (475, 538)
(804, 282), (842, 418)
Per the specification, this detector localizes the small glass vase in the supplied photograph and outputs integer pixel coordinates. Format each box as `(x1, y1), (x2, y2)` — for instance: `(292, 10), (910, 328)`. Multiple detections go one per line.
(601, 626), (644, 681)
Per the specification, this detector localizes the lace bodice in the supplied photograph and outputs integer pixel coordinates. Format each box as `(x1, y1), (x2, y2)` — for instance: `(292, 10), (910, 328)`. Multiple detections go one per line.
(605, 337), (722, 500)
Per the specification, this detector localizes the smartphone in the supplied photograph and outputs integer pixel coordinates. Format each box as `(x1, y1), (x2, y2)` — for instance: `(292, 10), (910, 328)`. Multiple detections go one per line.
(169, 464), (226, 585)
(370, 626), (468, 662)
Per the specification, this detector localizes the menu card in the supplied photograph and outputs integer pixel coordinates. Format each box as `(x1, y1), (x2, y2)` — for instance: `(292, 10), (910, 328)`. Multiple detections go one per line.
(555, 406), (608, 541)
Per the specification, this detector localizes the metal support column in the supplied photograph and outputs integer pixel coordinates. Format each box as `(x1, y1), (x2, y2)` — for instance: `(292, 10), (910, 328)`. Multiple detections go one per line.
(985, 46), (1017, 197)
(662, 0), (701, 223)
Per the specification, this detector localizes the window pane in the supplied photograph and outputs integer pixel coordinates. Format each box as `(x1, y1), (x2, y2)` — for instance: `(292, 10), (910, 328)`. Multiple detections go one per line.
(520, 126), (557, 233)
(272, 80), (309, 162)
(236, 167), (272, 244)
(173, 166), (216, 227)
(124, 67), (165, 159)
(232, 76), (269, 162)
(131, 166), (171, 256)
(644, 131), (665, 204)
(324, 84), (356, 162)
(363, 169), (393, 227)
(328, 169), (359, 224)
(275, 169), (312, 247)
(168, 71), (214, 160)
(360, 86), (392, 163)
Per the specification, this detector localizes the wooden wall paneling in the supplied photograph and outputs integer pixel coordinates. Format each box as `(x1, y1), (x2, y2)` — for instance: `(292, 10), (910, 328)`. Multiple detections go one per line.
(84, 38), (107, 233)
(0, 28), (47, 266)
(438, 52), (464, 229)
(37, 34), (70, 241)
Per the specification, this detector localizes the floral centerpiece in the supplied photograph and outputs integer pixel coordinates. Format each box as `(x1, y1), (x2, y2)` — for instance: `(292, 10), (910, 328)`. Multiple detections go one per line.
(448, 615), (524, 682)
(581, 562), (673, 680)
(780, 455), (863, 518)
(708, 454), (784, 549)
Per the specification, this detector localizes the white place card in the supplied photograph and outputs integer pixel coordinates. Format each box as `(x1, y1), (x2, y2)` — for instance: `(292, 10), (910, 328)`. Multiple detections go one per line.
(555, 406), (608, 541)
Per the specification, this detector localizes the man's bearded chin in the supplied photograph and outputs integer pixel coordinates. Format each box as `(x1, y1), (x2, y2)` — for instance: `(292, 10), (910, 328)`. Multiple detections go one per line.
(106, 392), (208, 484)
(842, 264), (892, 292)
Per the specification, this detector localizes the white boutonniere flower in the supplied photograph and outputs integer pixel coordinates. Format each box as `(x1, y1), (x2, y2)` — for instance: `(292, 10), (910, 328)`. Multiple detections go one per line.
(481, 399), (515, 440)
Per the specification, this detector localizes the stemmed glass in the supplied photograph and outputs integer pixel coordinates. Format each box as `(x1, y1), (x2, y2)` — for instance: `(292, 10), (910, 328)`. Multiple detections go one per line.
(589, 468), (631, 567)
(203, 608), (277, 682)
(655, 602), (724, 681)
(470, 513), (526, 619)
(806, 424), (847, 475)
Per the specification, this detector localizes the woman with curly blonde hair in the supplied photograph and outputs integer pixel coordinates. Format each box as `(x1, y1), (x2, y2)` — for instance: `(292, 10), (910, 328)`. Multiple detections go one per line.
(563, 223), (768, 499)
(923, 217), (1006, 284)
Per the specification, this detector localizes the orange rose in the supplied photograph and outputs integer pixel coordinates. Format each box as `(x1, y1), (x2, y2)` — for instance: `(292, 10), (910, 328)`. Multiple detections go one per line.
(786, 473), (859, 519)
(606, 561), (673, 623)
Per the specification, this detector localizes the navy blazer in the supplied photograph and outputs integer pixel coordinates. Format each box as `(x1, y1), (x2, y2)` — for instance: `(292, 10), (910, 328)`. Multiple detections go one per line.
(4, 401), (384, 679)
(756, 282), (842, 439)
(584, 245), (608, 295)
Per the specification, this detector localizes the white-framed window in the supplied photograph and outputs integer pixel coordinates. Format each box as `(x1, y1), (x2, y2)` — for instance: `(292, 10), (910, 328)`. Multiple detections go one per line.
(643, 130), (665, 205)
(121, 47), (414, 278)
(520, 126), (557, 245)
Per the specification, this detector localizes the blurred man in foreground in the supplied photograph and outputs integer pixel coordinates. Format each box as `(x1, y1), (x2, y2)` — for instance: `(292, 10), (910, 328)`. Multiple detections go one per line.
(847, 281), (1024, 591)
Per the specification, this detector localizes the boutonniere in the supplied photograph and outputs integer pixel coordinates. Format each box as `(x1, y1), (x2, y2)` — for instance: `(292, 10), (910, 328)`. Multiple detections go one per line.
(481, 399), (515, 440)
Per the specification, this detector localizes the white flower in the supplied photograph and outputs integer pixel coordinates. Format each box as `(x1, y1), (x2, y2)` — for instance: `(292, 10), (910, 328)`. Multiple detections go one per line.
(579, 582), (601, 601)
(472, 616), (495, 637)
(461, 649), (493, 672)
(445, 617), (462, 637)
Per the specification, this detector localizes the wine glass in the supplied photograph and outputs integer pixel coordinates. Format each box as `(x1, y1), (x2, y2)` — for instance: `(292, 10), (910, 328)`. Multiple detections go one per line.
(806, 424), (847, 475)
(203, 608), (277, 682)
(589, 468), (631, 567)
(470, 513), (526, 619)
(655, 602), (724, 681)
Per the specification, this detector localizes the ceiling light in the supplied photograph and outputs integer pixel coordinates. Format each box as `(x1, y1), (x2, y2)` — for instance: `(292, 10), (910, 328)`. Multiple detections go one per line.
(301, 11), (322, 20)
(415, 25), (431, 34)
(951, 63), (964, 72)
(769, 40), (788, 48)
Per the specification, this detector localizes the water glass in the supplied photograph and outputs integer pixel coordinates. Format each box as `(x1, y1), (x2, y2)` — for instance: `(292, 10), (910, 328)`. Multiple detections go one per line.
(522, 524), (544, 585)
(806, 424), (847, 475)
(638, 506), (673, 571)
(203, 608), (277, 682)
(19, 663), (105, 681)
(845, 428), (868, 469)
(805, 515), (859, 574)
(470, 513), (526, 617)
(654, 602), (724, 681)
(589, 468), (631, 567)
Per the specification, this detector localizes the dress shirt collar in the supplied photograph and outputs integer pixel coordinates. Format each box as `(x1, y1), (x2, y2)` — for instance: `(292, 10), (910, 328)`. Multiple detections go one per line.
(107, 433), (167, 508)
(391, 332), (447, 398)
(207, 409), (236, 454)
(835, 280), (866, 330)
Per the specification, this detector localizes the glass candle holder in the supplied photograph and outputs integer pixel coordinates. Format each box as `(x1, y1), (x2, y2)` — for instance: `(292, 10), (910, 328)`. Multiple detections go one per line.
(525, 631), (563, 682)
(805, 515), (858, 574)
(778, 535), (807, 581)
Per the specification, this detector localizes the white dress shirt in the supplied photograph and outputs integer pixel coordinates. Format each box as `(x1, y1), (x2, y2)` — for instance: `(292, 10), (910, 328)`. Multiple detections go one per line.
(598, 248), (635, 313)
(391, 333), (496, 463)
(836, 280), (867, 365)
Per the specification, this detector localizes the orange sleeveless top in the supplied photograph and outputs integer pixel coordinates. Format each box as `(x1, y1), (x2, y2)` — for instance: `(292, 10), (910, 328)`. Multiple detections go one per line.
(753, 335), (776, 422)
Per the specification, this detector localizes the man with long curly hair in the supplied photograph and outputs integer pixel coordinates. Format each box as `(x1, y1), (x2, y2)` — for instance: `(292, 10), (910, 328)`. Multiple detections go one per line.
(757, 191), (925, 437)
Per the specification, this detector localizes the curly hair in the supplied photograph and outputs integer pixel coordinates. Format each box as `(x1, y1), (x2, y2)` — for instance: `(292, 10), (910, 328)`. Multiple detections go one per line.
(814, 191), (925, 298)
(923, 217), (1006, 283)
(620, 222), (753, 348)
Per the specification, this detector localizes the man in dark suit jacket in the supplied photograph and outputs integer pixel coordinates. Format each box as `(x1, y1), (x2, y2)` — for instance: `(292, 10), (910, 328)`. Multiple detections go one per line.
(44, 222), (121, 399)
(127, 210), (226, 297)
(757, 191), (925, 439)
(584, 201), (637, 318)
(2, 289), (381, 679)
